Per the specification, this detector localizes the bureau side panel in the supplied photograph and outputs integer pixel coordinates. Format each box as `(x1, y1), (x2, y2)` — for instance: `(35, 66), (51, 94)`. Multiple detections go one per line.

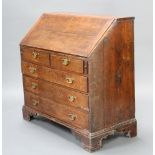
(88, 19), (135, 132)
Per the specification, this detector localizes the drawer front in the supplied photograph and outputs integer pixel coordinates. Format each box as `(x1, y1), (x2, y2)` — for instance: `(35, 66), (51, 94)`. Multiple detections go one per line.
(23, 76), (88, 111)
(22, 61), (88, 92)
(50, 54), (84, 74)
(25, 91), (88, 129)
(21, 47), (50, 66)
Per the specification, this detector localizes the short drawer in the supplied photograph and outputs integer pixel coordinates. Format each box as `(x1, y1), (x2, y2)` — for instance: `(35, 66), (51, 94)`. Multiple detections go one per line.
(50, 54), (84, 74)
(24, 91), (88, 129)
(23, 76), (89, 111)
(21, 47), (50, 66)
(22, 61), (88, 92)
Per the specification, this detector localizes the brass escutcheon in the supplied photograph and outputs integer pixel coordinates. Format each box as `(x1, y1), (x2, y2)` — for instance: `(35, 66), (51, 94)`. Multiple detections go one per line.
(68, 95), (76, 102)
(29, 66), (37, 74)
(31, 82), (38, 89)
(32, 51), (39, 59)
(32, 99), (39, 106)
(68, 113), (77, 121)
(62, 58), (70, 66)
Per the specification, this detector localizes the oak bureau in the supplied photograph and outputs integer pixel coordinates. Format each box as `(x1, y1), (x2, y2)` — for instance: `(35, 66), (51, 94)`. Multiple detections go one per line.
(20, 13), (137, 152)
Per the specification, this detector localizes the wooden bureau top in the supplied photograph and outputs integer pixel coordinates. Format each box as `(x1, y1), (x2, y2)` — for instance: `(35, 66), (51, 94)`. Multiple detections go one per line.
(20, 13), (117, 57)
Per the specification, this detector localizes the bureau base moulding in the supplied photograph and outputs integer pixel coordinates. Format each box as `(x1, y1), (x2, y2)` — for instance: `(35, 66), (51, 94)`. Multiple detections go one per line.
(23, 105), (137, 152)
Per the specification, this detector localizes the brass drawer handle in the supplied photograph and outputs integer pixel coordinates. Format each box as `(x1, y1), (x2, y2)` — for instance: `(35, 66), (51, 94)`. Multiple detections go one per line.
(32, 51), (39, 59)
(62, 58), (70, 66)
(66, 77), (74, 84)
(31, 82), (38, 89)
(68, 113), (77, 121)
(68, 95), (76, 102)
(32, 99), (39, 106)
(29, 66), (37, 74)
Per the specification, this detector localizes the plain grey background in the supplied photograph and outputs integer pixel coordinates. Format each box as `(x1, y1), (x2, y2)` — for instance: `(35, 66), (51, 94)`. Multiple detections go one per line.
(3, 0), (153, 155)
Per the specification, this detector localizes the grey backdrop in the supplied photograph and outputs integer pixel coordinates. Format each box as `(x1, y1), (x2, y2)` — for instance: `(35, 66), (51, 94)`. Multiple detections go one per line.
(3, 0), (153, 155)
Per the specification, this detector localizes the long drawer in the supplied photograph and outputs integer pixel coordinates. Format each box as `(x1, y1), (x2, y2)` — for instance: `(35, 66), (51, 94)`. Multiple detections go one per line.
(23, 76), (88, 111)
(22, 61), (88, 92)
(24, 91), (88, 129)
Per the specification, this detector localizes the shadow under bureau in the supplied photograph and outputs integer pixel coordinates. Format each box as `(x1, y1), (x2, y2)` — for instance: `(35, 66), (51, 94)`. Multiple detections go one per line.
(20, 13), (137, 152)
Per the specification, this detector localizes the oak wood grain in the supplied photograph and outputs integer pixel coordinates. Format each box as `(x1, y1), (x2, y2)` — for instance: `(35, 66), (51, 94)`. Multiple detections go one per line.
(20, 13), (115, 57)
(50, 54), (84, 74)
(23, 76), (89, 111)
(21, 46), (50, 66)
(22, 61), (88, 92)
(24, 91), (88, 129)
(88, 18), (135, 132)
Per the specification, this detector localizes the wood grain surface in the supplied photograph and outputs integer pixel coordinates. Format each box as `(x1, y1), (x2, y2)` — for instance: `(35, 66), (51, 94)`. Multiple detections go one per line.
(22, 61), (88, 92)
(20, 13), (115, 57)
(23, 76), (89, 111)
(24, 91), (88, 129)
